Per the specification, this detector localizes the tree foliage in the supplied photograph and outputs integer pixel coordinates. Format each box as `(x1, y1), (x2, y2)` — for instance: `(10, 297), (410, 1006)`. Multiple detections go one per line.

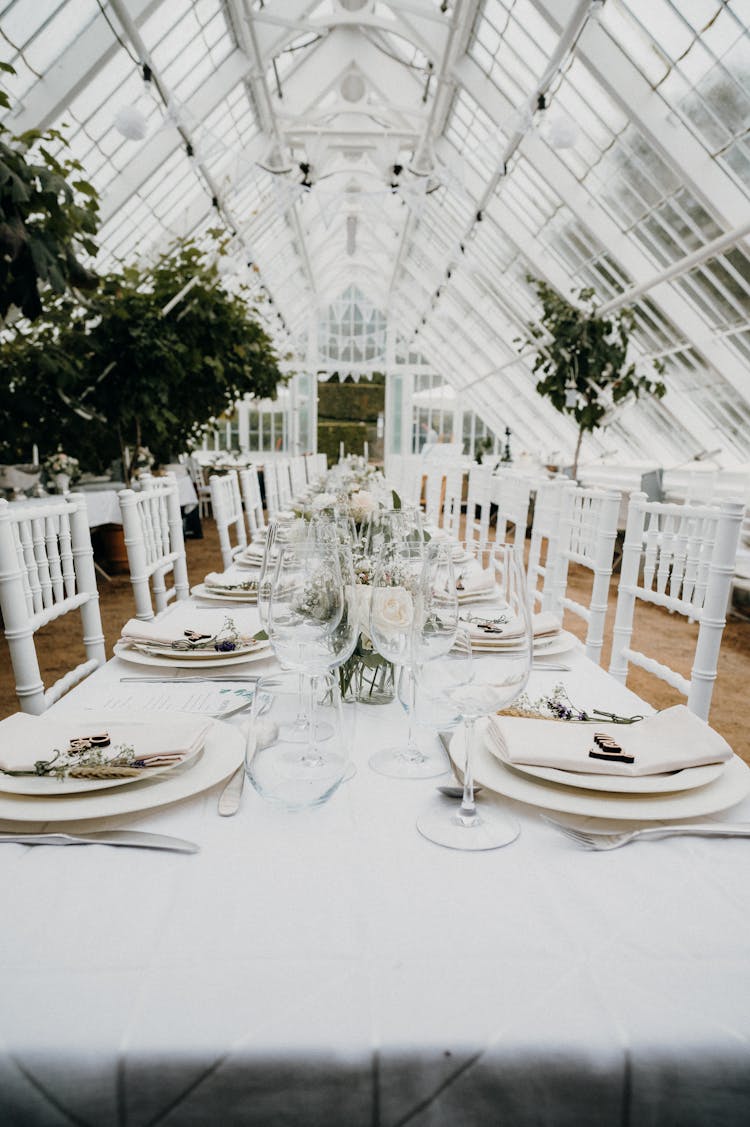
(0, 240), (286, 477)
(519, 277), (666, 473)
(0, 63), (99, 322)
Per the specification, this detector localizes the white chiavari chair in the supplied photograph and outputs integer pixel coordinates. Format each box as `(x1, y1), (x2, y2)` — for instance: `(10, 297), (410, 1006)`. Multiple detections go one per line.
(488, 473), (532, 551)
(313, 453), (327, 478)
(263, 460), (281, 519)
(526, 479), (575, 612)
(465, 465), (494, 543)
(289, 456), (307, 497)
(209, 471), (248, 570)
(422, 460), (463, 528)
(118, 473), (190, 621)
(275, 458), (293, 509)
(238, 465), (266, 541)
(609, 493), (743, 720)
(188, 455), (212, 519)
(543, 486), (621, 664)
(0, 494), (106, 714)
(441, 464), (466, 538)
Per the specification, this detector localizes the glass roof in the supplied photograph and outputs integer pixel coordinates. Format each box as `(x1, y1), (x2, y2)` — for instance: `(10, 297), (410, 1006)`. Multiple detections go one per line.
(1, 0), (749, 466)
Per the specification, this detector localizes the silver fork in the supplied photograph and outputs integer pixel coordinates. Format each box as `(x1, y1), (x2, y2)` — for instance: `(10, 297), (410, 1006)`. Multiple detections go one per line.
(543, 817), (750, 850)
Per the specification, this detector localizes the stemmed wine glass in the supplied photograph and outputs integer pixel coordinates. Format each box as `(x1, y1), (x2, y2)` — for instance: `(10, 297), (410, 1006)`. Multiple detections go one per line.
(368, 539), (458, 778)
(416, 544), (532, 850)
(267, 539), (344, 768)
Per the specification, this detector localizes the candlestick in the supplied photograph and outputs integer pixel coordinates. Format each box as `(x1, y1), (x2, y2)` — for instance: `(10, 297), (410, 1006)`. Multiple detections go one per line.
(363, 441), (369, 462)
(32, 444), (39, 466)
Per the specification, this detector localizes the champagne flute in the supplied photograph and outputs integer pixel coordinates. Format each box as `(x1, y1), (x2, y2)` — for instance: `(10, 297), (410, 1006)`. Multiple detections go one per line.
(416, 544), (532, 850)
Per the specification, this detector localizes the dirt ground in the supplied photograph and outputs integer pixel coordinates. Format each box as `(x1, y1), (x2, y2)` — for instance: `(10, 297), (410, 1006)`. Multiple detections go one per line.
(1, 518), (748, 763)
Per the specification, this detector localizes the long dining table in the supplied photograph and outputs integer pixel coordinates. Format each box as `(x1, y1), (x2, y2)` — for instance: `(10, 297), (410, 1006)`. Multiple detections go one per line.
(1, 594), (750, 1126)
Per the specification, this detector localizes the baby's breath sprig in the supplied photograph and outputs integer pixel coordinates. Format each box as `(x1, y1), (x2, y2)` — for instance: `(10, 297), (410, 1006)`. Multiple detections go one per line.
(507, 684), (643, 724)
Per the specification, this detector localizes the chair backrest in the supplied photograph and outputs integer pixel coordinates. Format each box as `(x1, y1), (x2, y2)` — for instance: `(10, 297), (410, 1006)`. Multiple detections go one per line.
(544, 486), (621, 664)
(238, 465), (266, 540)
(465, 465), (494, 543)
(0, 494), (106, 714)
(441, 464), (465, 538)
(526, 479), (576, 611)
(263, 461), (281, 519)
(304, 452), (327, 483)
(609, 492), (743, 719)
(275, 458), (293, 508)
(422, 461), (455, 527)
(488, 474), (531, 550)
(118, 473), (190, 620)
(289, 456), (307, 496)
(209, 471), (248, 569)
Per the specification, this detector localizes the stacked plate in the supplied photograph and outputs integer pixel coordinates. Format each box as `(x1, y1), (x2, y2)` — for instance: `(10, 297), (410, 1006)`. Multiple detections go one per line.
(192, 570), (259, 603)
(447, 718), (750, 823)
(459, 612), (577, 659)
(114, 608), (273, 670)
(0, 712), (243, 824)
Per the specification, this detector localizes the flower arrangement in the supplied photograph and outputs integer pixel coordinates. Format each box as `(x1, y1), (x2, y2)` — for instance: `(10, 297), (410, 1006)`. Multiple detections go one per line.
(44, 450), (80, 478)
(132, 445), (155, 475)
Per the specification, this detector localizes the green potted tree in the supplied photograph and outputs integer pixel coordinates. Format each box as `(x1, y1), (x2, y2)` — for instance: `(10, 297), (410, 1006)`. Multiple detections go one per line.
(0, 62), (99, 324)
(520, 277), (666, 477)
(0, 240), (286, 478)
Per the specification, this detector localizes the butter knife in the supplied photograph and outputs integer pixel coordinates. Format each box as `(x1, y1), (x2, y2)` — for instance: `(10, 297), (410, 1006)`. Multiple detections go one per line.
(217, 765), (245, 816)
(0, 830), (199, 853)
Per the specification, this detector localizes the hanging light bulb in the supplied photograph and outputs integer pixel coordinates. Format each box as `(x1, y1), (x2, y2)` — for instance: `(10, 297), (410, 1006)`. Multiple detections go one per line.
(114, 104), (148, 141)
(565, 379), (579, 408)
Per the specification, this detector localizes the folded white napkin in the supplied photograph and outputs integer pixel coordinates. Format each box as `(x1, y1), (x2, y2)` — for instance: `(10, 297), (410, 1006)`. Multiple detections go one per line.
(120, 607), (253, 648)
(204, 571), (258, 592)
(464, 611), (561, 644)
(487, 705), (733, 777)
(456, 561), (496, 599)
(0, 713), (211, 775)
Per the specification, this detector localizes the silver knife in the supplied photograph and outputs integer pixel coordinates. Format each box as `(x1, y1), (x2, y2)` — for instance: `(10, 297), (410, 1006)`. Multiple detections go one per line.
(0, 830), (199, 853)
(120, 675), (265, 684)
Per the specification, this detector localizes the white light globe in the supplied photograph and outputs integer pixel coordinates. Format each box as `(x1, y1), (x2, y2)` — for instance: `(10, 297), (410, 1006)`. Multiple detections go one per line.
(114, 105), (148, 141)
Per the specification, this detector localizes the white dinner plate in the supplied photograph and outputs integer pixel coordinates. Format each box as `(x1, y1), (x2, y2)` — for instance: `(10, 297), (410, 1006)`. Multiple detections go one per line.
(467, 631), (578, 659)
(130, 636), (267, 660)
(0, 712), (207, 797)
(114, 640), (275, 670)
(485, 736), (728, 794)
(0, 720), (243, 824)
(191, 584), (258, 603)
(448, 720), (750, 821)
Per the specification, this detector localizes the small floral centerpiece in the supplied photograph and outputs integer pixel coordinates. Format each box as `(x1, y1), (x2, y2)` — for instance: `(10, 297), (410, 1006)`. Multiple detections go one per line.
(44, 450), (80, 477)
(43, 449), (80, 493)
(132, 445), (155, 478)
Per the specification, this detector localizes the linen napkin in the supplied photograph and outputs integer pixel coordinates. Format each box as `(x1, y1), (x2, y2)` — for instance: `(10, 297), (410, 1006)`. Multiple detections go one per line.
(0, 712), (211, 776)
(120, 606), (254, 649)
(487, 705), (733, 777)
(456, 561), (496, 600)
(204, 571), (258, 593)
(463, 611), (561, 645)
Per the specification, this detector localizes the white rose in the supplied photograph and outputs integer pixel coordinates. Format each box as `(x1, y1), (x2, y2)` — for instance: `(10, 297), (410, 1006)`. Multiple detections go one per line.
(312, 492), (337, 510)
(371, 586), (413, 636)
(349, 490), (376, 522)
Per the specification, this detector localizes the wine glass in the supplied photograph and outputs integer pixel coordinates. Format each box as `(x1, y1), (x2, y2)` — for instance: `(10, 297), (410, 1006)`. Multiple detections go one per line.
(367, 539), (457, 778)
(416, 544), (532, 850)
(245, 672), (351, 810)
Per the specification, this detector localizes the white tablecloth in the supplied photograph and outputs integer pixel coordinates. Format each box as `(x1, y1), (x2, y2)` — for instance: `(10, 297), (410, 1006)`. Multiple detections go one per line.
(1, 619), (749, 1125)
(10, 478), (200, 528)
